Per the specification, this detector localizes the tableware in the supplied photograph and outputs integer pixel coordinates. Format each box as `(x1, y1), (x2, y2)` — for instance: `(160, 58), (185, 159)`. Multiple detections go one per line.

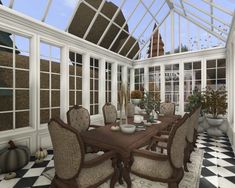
(120, 124), (136, 134)
(134, 115), (144, 123)
(159, 114), (164, 116)
(154, 120), (162, 124)
(110, 126), (120, 131)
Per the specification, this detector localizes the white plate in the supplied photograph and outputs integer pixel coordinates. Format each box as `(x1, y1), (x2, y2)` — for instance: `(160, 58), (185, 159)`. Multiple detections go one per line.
(144, 122), (152, 126)
(154, 120), (162, 124)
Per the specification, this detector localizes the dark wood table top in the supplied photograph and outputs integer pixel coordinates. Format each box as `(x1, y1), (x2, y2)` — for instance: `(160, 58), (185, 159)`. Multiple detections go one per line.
(81, 115), (180, 158)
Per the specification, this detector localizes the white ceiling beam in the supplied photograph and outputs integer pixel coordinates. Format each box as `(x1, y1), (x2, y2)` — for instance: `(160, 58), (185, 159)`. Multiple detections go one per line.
(174, 3), (227, 35)
(8, 0), (14, 8)
(97, 0), (126, 45)
(132, 11), (171, 60)
(182, 0), (230, 27)
(65, 0), (84, 31)
(201, 0), (234, 16)
(179, 0), (186, 16)
(108, 0), (142, 50)
(83, 0), (106, 39)
(140, 0), (160, 24)
(175, 9), (227, 42)
(82, 1), (130, 36)
(41, 0), (52, 22)
(166, 0), (174, 9)
(126, 1), (167, 58)
(117, 0), (156, 54)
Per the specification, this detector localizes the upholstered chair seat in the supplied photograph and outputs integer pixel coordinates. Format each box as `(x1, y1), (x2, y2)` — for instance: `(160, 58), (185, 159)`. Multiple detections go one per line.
(131, 114), (189, 188)
(48, 118), (118, 188)
(103, 103), (118, 125)
(160, 102), (175, 116)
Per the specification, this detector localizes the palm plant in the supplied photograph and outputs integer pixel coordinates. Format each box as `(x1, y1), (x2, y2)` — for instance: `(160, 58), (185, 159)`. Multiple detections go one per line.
(187, 87), (205, 114)
(203, 86), (227, 119)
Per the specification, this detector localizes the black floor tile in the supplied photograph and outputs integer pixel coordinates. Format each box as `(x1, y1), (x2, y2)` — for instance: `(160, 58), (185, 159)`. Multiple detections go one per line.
(13, 177), (38, 188)
(199, 178), (217, 188)
(201, 167), (217, 177)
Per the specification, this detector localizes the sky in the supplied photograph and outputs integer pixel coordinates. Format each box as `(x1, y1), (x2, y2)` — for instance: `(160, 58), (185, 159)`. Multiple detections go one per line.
(1, 0), (235, 59)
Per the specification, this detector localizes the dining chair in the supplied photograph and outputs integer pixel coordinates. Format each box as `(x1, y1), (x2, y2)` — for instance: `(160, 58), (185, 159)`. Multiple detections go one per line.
(67, 105), (100, 132)
(102, 103), (118, 125)
(48, 118), (118, 188)
(160, 102), (175, 116)
(130, 114), (189, 188)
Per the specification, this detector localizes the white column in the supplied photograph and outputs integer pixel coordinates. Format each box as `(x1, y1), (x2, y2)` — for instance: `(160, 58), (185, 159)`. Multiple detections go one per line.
(233, 38), (235, 131)
(111, 62), (118, 108)
(201, 57), (207, 90)
(144, 66), (149, 91)
(130, 68), (135, 92)
(171, 10), (174, 54)
(82, 53), (90, 112)
(60, 46), (69, 122)
(99, 58), (106, 114)
(160, 64), (165, 102)
(179, 61), (184, 114)
(30, 35), (39, 130)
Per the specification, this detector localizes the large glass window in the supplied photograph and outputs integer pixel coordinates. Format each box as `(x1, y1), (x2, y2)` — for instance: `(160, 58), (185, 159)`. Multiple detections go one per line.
(149, 66), (161, 100)
(0, 32), (30, 131)
(134, 68), (144, 91)
(184, 61), (202, 111)
(40, 42), (61, 124)
(206, 59), (226, 90)
(90, 58), (99, 115)
(69, 51), (82, 108)
(105, 62), (112, 103)
(165, 64), (179, 111)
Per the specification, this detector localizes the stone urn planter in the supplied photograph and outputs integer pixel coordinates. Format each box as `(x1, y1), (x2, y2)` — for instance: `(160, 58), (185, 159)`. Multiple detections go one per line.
(206, 117), (224, 136)
(131, 99), (141, 105)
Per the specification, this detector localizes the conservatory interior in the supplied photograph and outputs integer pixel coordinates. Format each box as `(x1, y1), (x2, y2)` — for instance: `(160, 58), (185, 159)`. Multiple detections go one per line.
(0, 0), (235, 187)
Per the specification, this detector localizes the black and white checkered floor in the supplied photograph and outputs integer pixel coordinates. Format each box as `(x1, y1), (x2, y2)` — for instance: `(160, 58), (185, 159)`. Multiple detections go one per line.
(0, 132), (235, 188)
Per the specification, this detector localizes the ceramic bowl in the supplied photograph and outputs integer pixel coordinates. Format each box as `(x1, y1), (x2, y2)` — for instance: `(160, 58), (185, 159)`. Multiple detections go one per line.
(120, 124), (136, 134)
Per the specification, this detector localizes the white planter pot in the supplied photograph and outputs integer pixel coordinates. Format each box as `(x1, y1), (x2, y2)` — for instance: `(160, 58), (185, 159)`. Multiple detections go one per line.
(206, 117), (224, 127)
(198, 116), (204, 123)
(131, 99), (141, 105)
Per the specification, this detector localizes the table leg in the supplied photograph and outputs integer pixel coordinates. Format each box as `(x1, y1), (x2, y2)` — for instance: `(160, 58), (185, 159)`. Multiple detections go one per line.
(117, 159), (124, 185)
(122, 157), (132, 188)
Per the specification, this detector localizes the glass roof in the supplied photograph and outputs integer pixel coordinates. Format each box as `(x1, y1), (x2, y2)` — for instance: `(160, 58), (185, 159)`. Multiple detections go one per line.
(1, 0), (234, 60)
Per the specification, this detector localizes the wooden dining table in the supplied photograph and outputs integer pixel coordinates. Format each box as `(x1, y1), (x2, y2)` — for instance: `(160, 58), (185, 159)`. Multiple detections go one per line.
(81, 115), (181, 188)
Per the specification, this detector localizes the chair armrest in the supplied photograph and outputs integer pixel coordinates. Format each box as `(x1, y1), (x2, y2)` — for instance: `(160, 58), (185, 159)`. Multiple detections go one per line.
(152, 136), (168, 143)
(132, 149), (168, 161)
(158, 131), (170, 135)
(89, 124), (101, 128)
(83, 151), (116, 168)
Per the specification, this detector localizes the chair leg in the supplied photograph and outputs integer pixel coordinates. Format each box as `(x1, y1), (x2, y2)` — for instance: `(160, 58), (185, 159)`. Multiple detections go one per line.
(168, 182), (178, 188)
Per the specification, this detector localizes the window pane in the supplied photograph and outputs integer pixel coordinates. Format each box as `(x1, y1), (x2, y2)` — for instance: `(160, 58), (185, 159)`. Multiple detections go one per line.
(40, 90), (49, 108)
(207, 60), (216, 68)
(15, 90), (29, 110)
(15, 53), (29, 69)
(207, 69), (216, 79)
(0, 113), (13, 131)
(0, 48), (13, 67)
(0, 68), (13, 88)
(0, 89), (13, 111)
(40, 109), (49, 124)
(15, 70), (29, 88)
(16, 111), (29, 128)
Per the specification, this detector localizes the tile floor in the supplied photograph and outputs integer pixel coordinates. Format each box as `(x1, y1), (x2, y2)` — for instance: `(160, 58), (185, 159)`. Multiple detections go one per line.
(0, 132), (234, 188)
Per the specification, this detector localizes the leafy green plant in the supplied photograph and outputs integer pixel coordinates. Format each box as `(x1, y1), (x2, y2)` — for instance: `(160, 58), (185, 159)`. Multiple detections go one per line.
(186, 87), (205, 113)
(203, 86), (227, 119)
(140, 91), (160, 122)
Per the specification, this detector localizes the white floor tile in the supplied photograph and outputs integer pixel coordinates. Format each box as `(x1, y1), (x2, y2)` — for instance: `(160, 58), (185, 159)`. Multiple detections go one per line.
(219, 177), (235, 188)
(0, 178), (20, 188)
(22, 161), (35, 169)
(205, 176), (219, 187)
(217, 167), (235, 177)
(47, 160), (54, 167)
(23, 168), (45, 177)
(33, 176), (51, 186)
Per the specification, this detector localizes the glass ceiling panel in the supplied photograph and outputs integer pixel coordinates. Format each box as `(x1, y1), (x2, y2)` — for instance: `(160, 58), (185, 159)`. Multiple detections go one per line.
(45, 0), (77, 30)
(13, 0), (47, 20)
(0, 0), (234, 60)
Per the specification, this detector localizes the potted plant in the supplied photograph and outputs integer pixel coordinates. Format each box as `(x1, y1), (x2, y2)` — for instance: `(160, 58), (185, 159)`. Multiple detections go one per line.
(131, 90), (143, 105)
(204, 86), (227, 127)
(140, 91), (160, 122)
(186, 87), (205, 123)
